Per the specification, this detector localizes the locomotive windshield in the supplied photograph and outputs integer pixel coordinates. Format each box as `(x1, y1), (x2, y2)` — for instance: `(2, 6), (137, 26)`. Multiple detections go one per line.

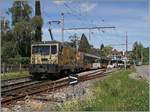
(51, 45), (57, 54)
(32, 45), (57, 55)
(32, 46), (50, 55)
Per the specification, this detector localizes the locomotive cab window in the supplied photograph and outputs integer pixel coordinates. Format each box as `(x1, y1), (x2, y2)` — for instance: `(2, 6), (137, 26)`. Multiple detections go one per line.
(32, 46), (50, 55)
(51, 45), (57, 54)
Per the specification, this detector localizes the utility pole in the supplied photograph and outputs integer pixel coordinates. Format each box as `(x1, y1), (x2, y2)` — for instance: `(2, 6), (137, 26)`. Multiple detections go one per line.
(125, 32), (128, 70)
(126, 32), (128, 53)
(61, 12), (64, 42)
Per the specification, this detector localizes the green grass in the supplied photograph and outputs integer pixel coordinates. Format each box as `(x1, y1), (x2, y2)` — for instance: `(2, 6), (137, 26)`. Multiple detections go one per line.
(59, 70), (149, 111)
(1, 71), (31, 80)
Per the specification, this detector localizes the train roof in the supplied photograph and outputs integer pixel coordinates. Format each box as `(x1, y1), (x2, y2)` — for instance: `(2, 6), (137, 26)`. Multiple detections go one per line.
(32, 41), (72, 47)
(32, 40), (76, 50)
(83, 53), (101, 59)
(32, 40), (61, 44)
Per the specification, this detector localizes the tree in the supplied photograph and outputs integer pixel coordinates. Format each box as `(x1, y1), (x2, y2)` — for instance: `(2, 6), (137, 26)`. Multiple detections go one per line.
(1, 17), (11, 44)
(78, 34), (91, 53)
(100, 45), (112, 58)
(100, 43), (104, 50)
(1, 17), (19, 62)
(100, 43), (105, 57)
(34, 1), (43, 41)
(1, 17), (10, 35)
(143, 47), (149, 64)
(1, 41), (18, 62)
(14, 20), (32, 57)
(129, 41), (149, 65)
(132, 41), (143, 61)
(9, 1), (32, 26)
(69, 34), (79, 49)
(9, 1), (33, 57)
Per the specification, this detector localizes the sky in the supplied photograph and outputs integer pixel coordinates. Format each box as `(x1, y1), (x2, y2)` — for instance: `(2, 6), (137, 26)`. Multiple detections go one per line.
(0, 0), (149, 51)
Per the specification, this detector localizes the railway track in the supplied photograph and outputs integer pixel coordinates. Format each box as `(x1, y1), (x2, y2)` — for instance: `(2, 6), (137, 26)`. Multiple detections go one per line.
(1, 80), (43, 96)
(1, 76), (32, 87)
(1, 69), (115, 107)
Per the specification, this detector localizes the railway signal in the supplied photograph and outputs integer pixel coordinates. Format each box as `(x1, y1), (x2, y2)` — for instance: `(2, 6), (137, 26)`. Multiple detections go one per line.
(68, 74), (78, 85)
(68, 74), (78, 97)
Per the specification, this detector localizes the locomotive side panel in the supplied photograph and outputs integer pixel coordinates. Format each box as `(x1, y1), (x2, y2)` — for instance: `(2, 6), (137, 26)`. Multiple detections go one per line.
(58, 45), (76, 73)
(76, 52), (84, 71)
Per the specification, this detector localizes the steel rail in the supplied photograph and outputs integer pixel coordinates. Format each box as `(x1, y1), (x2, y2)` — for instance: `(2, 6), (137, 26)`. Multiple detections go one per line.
(1, 76), (32, 87)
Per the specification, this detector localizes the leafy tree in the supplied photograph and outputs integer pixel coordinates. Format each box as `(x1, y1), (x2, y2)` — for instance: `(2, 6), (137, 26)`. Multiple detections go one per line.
(1, 18), (10, 43)
(1, 41), (18, 61)
(31, 15), (43, 41)
(9, 1), (32, 26)
(103, 45), (113, 57)
(9, 1), (33, 57)
(2, 1), (43, 64)
(132, 41), (143, 61)
(1, 17), (10, 35)
(130, 41), (149, 65)
(143, 47), (149, 64)
(1, 17), (18, 62)
(14, 20), (32, 57)
(69, 34), (79, 49)
(100, 45), (112, 58)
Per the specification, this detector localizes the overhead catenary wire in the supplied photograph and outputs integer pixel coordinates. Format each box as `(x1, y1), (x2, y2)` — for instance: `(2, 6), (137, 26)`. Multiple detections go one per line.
(62, 2), (117, 46)
(43, 1), (130, 50)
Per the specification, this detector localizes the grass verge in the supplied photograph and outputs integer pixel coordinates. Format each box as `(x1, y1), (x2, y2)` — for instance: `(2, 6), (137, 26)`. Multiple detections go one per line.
(1, 71), (31, 80)
(59, 70), (149, 111)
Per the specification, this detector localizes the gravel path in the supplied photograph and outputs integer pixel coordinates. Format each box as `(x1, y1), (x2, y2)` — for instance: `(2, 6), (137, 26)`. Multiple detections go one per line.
(135, 65), (149, 80)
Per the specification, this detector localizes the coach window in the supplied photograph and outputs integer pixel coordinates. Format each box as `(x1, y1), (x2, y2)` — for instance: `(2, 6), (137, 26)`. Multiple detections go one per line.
(51, 45), (57, 54)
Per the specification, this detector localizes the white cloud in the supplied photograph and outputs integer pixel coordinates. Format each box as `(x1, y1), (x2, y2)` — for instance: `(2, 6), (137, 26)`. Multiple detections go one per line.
(53, 0), (73, 5)
(80, 2), (97, 12)
(53, 0), (65, 5)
